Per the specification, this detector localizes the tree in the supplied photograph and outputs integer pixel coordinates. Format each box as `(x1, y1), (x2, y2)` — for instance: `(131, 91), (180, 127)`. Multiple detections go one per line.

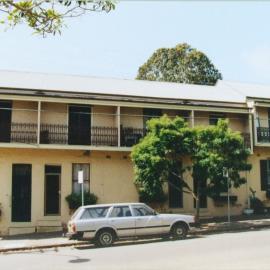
(0, 0), (115, 36)
(131, 116), (194, 203)
(191, 120), (251, 218)
(131, 116), (251, 220)
(136, 43), (222, 85)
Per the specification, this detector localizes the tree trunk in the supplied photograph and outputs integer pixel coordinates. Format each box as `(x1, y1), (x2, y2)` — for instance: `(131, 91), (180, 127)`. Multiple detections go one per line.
(195, 180), (201, 223)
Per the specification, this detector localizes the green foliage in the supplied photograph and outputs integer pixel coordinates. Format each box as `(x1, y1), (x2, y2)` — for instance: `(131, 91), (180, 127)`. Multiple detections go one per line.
(136, 43), (222, 85)
(131, 116), (194, 203)
(192, 120), (251, 198)
(131, 116), (251, 206)
(0, 0), (115, 36)
(65, 192), (98, 210)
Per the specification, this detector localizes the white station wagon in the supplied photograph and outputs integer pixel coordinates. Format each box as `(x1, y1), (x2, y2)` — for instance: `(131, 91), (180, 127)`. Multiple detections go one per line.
(67, 203), (195, 247)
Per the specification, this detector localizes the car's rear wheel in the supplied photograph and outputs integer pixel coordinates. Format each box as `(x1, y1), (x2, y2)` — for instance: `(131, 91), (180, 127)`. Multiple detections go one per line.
(171, 223), (188, 240)
(95, 229), (115, 247)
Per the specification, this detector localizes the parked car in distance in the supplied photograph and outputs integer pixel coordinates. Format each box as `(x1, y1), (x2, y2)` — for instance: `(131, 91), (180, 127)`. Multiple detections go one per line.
(67, 203), (195, 247)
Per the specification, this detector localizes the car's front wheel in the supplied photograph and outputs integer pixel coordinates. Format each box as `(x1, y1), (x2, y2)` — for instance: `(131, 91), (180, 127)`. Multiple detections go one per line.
(95, 229), (115, 247)
(171, 223), (188, 240)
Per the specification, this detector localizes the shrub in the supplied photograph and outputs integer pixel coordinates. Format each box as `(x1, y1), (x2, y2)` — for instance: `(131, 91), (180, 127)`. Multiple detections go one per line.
(65, 192), (98, 210)
(250, 196), (265, 214)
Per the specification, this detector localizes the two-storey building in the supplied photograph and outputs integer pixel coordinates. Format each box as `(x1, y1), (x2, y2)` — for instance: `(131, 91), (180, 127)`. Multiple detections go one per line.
(0, 70), (269, 235)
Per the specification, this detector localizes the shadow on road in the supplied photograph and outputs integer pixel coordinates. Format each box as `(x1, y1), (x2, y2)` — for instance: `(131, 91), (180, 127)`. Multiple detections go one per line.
(69, 258), (90, 263)
(76, 234), (204, 250)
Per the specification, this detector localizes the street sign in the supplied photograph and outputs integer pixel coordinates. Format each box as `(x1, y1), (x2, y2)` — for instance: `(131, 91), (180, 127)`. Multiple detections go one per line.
(78, 170), (84, 184)
(78, 170), (84, 206)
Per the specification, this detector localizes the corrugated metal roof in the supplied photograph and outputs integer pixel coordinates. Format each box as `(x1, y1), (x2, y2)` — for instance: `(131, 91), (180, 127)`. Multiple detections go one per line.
(0, 70), (268, 104)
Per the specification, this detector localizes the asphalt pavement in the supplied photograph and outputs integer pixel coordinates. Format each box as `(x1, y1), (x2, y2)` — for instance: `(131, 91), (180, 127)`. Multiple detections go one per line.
(1, 217), (270, 252)
(0, 229), (270, 270)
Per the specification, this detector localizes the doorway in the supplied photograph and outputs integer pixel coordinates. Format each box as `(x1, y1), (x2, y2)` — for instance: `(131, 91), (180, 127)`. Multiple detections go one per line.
(68, 105), (91, 145)
(0, 101), (12, 142)
(45, 165), (61, 215)
(12, 164), (32, 222)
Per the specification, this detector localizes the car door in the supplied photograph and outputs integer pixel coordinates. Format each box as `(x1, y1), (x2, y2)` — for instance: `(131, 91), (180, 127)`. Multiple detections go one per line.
(108, 205), (136, 237)
(131, 205), (163, 236)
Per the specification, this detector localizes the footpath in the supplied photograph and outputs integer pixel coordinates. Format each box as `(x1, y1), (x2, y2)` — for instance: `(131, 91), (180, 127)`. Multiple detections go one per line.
(1, 218), (270, 253)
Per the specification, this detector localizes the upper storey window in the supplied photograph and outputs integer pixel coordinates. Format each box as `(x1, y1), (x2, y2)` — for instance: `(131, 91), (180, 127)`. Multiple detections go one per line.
(209, 113), (226, 126)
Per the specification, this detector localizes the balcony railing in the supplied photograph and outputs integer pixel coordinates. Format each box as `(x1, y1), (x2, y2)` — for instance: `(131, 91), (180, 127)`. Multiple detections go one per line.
(257, 127), (270, 143)
(121, 127), (146, 147)
(4, 123), (252, 149)
(8, 123), (120, 147)
(40, 124), (68, 144)
(11, 123), (38, 144)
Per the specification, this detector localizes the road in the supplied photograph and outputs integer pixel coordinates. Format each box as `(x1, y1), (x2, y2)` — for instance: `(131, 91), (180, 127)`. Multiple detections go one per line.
(0, 229), (270, 270)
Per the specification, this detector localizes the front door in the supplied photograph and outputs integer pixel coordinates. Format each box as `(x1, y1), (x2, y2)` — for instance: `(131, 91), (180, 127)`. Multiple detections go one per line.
(45, 165), (61, 215)
(0, 101), (12, 142)
(12, 164), (32, 222)
(68, 105), (91, 145)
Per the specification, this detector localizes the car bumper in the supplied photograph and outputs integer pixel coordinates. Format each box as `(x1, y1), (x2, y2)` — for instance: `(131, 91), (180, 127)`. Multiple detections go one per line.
(66, 231), (95, 240)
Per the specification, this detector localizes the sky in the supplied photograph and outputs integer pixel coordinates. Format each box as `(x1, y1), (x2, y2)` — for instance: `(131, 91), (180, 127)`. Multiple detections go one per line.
(0, 1), (270, 85)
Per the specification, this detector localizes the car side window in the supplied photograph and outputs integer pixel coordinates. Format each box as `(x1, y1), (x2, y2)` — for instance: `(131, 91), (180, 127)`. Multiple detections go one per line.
(80, 207), (110, 219)
(132, 206), (154, 216)
(109, 206), (132, 218)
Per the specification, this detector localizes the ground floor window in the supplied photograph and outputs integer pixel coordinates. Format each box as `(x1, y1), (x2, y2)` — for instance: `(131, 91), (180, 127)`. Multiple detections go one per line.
(260, 160), (270, 191)
(44, 165), (61, 216)
(72, 163), (90, 194)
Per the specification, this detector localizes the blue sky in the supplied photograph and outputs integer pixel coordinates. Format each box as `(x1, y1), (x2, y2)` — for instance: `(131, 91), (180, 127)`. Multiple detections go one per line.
(0, 1), (270, 84)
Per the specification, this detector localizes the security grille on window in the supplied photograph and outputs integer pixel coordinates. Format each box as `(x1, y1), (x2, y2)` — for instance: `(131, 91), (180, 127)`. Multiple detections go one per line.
(72, 164), (90, 194)
(209, 113), (226, 126)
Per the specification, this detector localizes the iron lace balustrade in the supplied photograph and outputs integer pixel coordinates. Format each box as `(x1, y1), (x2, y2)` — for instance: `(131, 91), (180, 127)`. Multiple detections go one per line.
(11, 123), (38, 144)
(257, 127), (270, 143)
(40, 124), (118, 146)
(91, 126), (118, 146)
(121, 127), (147, 147)
(40, 124), (68, 144)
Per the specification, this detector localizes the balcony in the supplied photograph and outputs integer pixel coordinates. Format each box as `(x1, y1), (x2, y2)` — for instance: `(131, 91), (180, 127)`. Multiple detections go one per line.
(257, 127), (270, 143)
(2, 122), (251, 149)
(5, 122), (145, 148)
(120, 127), (146, 147)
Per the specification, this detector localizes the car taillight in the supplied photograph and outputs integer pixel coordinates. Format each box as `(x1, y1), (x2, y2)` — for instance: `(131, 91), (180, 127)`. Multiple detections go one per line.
(71, 223), (76, 233)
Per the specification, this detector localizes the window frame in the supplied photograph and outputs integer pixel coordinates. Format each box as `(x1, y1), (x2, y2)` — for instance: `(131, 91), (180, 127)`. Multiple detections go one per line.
(80, 206), (110, 220)
(108, 205), (132, 218)
(72, 163), (90, 194)
(209, 112), (226, 126)
(131, 205), (155, 217)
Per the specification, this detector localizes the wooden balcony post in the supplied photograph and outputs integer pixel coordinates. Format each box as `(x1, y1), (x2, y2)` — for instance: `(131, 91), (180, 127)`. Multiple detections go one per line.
(252, 106), (258, 145)
(37, 101), (41, 145)
(117, 106), (121, 147)
(248, 113), (254, 153)
(190, 110), (195, 127)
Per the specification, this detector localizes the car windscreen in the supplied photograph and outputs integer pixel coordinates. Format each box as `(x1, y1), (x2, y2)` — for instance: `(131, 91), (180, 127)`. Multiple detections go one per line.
(80, 207), (110, 219)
